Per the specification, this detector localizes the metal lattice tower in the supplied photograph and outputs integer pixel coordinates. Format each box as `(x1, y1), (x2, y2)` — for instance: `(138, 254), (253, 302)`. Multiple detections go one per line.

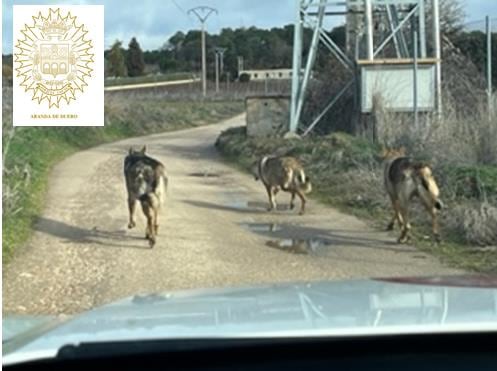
(289, 0), (442, 135)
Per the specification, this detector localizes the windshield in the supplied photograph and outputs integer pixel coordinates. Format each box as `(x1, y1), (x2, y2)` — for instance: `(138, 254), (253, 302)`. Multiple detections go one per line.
(2, 0), (497, 362)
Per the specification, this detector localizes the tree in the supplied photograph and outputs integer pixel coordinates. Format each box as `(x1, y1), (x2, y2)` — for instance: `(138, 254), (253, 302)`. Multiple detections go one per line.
(126, 37), (145, 77)
(166, 31), (186, 51)
(439, 0), (465, 37)
(426, 0), (465, 38)
(108, 40), (126, 77)
(453, 31), (497, 87)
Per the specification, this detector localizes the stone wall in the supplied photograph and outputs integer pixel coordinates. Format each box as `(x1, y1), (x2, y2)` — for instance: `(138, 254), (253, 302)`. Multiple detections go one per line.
(245, 95), (290, 138)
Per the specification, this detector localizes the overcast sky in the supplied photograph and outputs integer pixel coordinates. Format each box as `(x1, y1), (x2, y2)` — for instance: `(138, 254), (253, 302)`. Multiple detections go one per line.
(2, 0), (496, 54)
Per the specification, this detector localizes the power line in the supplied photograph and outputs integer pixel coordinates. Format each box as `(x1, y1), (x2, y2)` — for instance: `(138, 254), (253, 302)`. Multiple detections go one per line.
(171, 0), (187, 15)
(463, 18), (497, 26)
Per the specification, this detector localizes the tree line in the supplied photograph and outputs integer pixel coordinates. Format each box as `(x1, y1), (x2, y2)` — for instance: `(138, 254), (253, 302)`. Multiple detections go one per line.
(105, 23), (495, 87)
(105, 25), (343, 80)
(105, 37), (146, 78)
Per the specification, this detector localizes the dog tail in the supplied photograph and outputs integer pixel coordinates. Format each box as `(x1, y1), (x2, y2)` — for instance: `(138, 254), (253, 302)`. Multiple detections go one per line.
(296, 169), (312, 194)
(155, 174), (167, 205)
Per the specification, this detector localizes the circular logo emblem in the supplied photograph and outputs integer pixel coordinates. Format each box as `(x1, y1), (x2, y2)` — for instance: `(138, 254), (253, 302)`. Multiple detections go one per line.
(14, 8), (94, 108)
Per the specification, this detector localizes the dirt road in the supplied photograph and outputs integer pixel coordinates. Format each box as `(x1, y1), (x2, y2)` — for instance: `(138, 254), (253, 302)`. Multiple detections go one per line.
(3, 114), (460, 314)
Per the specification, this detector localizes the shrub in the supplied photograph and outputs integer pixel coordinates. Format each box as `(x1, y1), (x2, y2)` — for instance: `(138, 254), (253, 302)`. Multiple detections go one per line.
(239, 73), (251, 83)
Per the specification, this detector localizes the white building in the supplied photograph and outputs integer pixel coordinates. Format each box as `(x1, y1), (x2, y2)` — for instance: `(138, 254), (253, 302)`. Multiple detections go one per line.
(239, 68), (295, 81)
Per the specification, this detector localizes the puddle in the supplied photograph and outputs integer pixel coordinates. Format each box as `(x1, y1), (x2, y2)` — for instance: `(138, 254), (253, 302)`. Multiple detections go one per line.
(413, 254), (428, 259)
(266, 238), (332, 255)
(189, 172), (221, 178)
(241, 223), (282, 233)
(225, 200), (290, 211)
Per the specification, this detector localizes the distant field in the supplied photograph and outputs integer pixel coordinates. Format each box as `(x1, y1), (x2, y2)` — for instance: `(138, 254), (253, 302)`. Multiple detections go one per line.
(104, 72), (198, 87)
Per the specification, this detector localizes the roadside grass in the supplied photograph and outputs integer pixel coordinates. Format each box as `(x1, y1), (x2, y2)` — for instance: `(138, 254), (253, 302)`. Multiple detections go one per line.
(215, 126), (497, 273)
(104, 72), (197, 87)
(2, 89), (243, 262)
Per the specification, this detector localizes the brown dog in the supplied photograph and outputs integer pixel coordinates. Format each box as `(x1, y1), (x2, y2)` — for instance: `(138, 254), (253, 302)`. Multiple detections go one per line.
(382, 148), (444, 243)
(252, 155), (312, 215)
(124, 146), (168, 247)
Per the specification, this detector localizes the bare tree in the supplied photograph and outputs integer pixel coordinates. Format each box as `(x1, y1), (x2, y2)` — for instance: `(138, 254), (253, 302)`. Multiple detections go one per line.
(434, 0), (466, 37)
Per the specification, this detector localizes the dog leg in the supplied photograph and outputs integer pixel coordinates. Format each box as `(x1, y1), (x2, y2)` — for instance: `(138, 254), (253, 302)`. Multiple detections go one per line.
(127, 197), (137, 229)
(397, 206), (411, 244)
(140, 200), (156, 247)
(146, 213), (156, 248)
(432, 211), (441, 243)
(420, 201), (442, 244)
(386, 215), (396, 231)
(386, 198), (399, 231)
(289, 192), (296, 210)
(429, 207), (441, 243)
(296, 190), (306, 215)
(154, 208), (159, 236)
(271, 187), (279, 210)
(394, 201), (405, 231)
(265, 185), (274, 211)
(148, 212), (156, 248)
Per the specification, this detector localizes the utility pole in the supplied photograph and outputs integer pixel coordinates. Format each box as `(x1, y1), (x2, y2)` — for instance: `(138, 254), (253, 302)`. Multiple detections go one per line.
(432, 0), (442, 117)
(413, 26), (419, 129)
(237, 56), (244, 74)
(487, 16), (493, 119)
(214, 47), (227, 94)
(188, 6), (218, 97)
(215, 51), (220, 93)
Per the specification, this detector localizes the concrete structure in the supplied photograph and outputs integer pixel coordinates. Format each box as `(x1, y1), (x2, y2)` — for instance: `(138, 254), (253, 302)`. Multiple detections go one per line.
(246, 95), (290, 137)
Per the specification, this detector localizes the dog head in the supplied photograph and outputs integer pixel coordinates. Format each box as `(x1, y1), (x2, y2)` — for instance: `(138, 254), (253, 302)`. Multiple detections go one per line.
(415, 163), (444, 211)
(129, 145), (147, 156)
(380, 146), (406, 161)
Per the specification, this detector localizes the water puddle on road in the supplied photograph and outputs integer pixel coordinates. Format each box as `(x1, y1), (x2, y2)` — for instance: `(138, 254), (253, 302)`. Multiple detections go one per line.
(188, 172), (221, 178)
(241, 223), (282, 233)
(225, 200), (290, 211)
(266, 238), (332, 255)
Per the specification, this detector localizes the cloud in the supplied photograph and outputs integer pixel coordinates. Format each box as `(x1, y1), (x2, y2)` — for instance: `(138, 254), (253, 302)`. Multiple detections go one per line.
(3, 0), (496, 54)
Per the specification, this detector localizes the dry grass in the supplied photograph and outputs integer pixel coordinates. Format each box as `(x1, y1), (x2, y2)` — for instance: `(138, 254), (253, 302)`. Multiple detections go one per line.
(216, 117), (497, 272)
(373, 94), (497, 248)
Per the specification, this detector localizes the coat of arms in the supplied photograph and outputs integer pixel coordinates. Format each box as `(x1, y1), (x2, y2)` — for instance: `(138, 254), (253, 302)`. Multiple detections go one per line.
(14, 8), (94, 108)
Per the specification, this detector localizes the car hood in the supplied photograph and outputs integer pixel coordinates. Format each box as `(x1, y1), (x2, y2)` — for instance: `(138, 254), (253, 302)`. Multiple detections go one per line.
(3, 275), (497, 365)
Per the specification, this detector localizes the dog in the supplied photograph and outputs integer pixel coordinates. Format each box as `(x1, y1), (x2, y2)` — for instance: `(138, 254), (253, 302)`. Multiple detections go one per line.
(124, 145), (168, 247)
(252, 155), (312, 215)
(381, 147), (443, 243)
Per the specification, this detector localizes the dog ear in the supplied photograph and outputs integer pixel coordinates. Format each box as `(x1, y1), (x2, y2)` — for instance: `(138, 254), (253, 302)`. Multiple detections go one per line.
(413, 162), (425, 170)
(140, 145), (147, 154)
(129, 147), (133, 155)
